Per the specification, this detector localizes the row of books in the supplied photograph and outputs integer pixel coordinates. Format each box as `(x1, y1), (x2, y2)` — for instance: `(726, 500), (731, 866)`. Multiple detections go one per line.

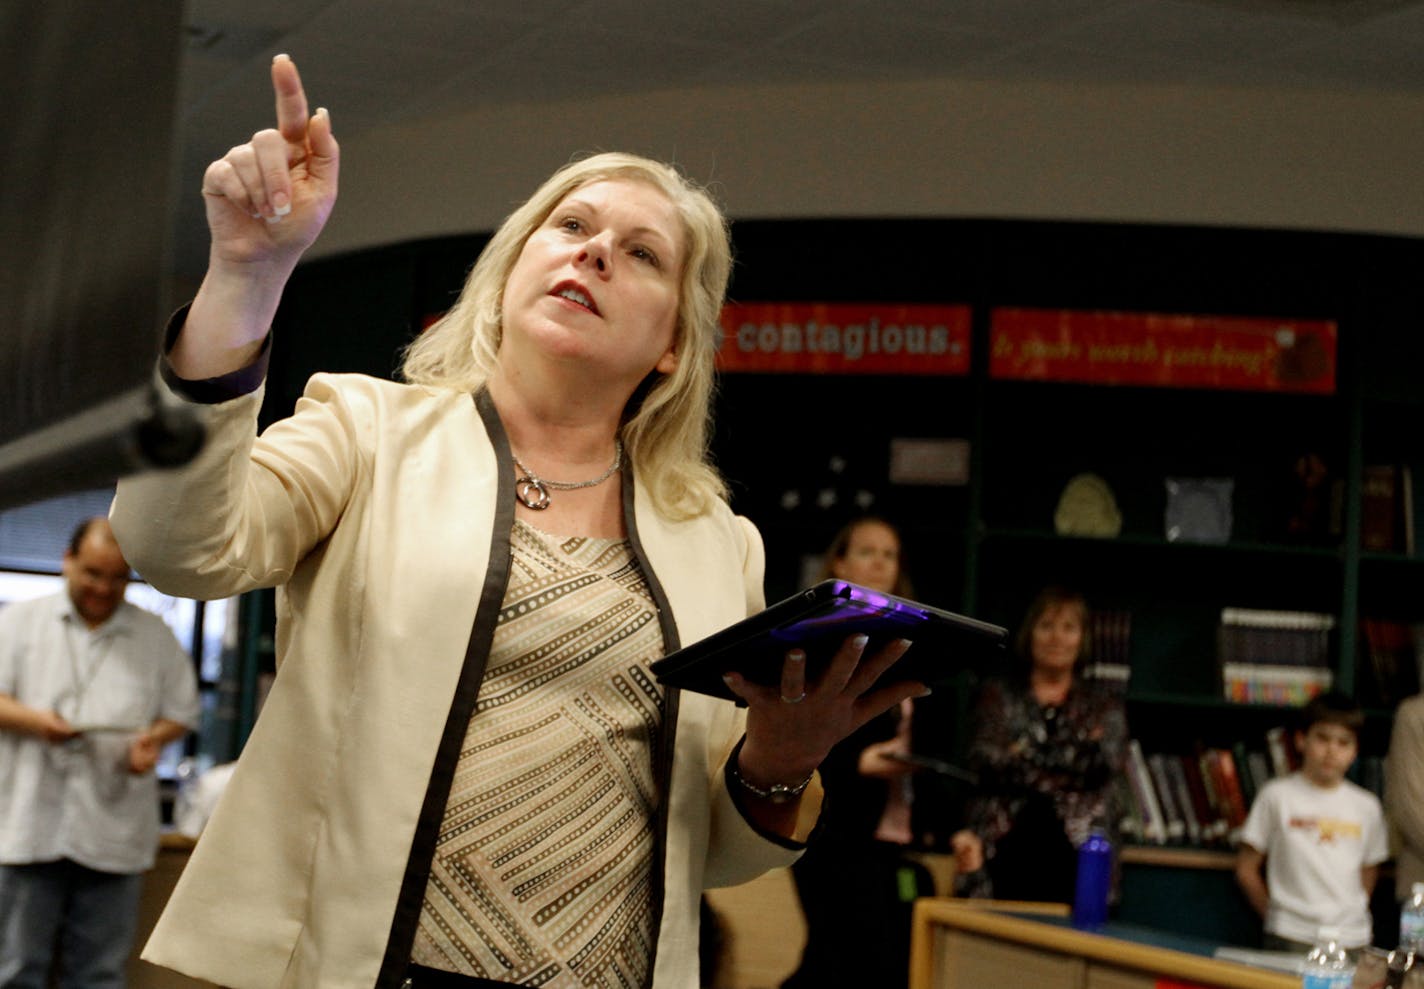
(1220, 664), (1333, 705)
(1217, 607), (1336, 705)
(1080, 604), (1422, 710)
(1120, 738), (1273, 847)
(1218, 607), (1335, 665)
(1119, 731), (1386, 848)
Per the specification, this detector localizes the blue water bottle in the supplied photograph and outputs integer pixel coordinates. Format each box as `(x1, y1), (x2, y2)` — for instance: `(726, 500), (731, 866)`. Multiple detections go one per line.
(1072, 828), (1112, 929)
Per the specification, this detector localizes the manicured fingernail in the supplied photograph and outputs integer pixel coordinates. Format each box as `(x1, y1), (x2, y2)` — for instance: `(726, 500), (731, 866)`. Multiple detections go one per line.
(852, 634), (869, 648)
(271, 192), (291, 217)
(918, 686), (933, 697)
(788, 649), (805, 663)
(274, 53), (291, 64)
(318, 107), (331, 127)
(896, 638), (913, 650)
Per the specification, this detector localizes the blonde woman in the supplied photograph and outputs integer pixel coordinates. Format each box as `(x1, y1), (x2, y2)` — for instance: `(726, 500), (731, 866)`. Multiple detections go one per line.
(112, 55), (924, 989)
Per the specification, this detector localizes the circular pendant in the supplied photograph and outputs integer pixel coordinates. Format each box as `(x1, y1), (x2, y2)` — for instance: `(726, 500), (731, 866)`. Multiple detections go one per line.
(516, 476), (551, 510)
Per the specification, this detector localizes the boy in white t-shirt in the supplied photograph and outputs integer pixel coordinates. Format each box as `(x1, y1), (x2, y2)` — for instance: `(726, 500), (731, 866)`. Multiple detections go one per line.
(1235, 692), (1388, 950)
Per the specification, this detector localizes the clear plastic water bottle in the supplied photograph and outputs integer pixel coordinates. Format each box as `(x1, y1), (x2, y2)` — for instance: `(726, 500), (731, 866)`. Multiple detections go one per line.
(1071, 828), (1112, 929)
(1401, 881), (1424, 953)
(1300, 926), (1354, 989)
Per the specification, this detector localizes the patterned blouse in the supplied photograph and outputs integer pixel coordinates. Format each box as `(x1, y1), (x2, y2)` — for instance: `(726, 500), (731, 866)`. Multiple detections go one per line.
(410, 519), (666, 987)
(962, 676), (1128, 877)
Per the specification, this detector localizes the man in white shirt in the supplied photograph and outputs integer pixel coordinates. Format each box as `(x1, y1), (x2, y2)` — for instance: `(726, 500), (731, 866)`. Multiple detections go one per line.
(0, 518), (199, 988)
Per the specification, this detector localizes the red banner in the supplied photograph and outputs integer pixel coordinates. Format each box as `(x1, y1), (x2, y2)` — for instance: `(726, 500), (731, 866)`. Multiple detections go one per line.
(990, 308), (1337, 394)
(717, 303), (971, 375)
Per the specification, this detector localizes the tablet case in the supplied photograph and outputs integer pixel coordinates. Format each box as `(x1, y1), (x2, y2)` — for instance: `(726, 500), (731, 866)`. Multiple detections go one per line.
(650, 579), (1008, 703)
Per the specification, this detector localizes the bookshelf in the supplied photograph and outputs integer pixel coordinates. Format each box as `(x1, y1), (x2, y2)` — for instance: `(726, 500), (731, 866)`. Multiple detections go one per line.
(711, 220), (1424, 946)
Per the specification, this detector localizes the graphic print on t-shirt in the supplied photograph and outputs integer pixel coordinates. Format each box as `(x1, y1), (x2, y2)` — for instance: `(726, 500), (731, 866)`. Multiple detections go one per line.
(1287, 815), (1363, 845)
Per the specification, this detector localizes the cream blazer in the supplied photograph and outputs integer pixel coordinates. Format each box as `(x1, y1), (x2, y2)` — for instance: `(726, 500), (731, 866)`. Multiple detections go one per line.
(111, 372), (818, 989)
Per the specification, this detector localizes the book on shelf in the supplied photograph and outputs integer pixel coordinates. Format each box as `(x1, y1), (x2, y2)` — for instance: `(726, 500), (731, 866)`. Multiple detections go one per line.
(1146, 753), (1188, 843)
(1361, 463), (1415, 553)
(1264, 725), (1299, 778)
(1208, 747), (1246, 844)
(1160, 753), (1204, 846)
(1125, 739), (1168, 845)
(1084, 608), (1133, 695)
(1362, 464), (1397, 552)
(1274, 449), (1343, 546)
(1179, 752), (1228, 845)
(1360, 617), (1424, 709)
(1205, 747), (1249, 839)
(1231, 741), (1257, 808)
(1201, 749), (1233, 840)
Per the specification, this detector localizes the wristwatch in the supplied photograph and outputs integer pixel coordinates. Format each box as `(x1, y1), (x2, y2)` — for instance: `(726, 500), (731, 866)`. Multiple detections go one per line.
(729, 760), (814, 804)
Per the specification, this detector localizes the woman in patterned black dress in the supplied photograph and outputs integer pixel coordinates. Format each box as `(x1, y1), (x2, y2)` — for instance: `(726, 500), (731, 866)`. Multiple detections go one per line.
(953, 587), (1128, 903)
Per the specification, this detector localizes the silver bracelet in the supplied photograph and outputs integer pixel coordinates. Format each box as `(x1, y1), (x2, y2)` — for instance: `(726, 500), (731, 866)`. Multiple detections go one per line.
(729, 761), (814, 804)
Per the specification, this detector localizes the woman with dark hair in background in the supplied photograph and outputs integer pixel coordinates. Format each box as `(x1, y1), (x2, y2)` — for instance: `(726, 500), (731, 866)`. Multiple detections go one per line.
(953, 586), (1127, 903)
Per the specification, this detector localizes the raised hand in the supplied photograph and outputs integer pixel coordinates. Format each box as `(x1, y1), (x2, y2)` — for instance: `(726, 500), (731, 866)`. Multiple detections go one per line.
(174, 54), (340, 380)
(200, 54), (339, 270)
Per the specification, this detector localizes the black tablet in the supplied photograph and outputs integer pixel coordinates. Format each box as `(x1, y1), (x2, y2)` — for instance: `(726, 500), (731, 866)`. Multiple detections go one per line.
(650, 579), (1008, 703)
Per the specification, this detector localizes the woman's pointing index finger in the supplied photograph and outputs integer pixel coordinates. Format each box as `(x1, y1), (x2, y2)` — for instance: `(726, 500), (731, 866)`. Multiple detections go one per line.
(271, 53), (310, 144)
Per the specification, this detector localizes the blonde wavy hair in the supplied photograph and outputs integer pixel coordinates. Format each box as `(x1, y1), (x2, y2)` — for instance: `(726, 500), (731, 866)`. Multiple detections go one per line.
(401, 152), (732, 520)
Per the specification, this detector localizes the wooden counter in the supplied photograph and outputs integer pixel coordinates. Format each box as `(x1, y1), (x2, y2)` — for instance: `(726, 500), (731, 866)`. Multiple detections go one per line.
(1119, 845), (1238, 870)
(910, 899), (1298, 989)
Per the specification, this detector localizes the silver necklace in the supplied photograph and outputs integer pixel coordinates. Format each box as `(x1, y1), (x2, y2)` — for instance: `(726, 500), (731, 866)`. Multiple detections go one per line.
(512, 439), (623, 511)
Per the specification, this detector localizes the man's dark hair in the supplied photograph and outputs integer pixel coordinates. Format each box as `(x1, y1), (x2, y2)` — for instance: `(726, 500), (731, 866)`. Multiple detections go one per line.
(66, 517), (106, 556)
(1300, 690), (1364, 736)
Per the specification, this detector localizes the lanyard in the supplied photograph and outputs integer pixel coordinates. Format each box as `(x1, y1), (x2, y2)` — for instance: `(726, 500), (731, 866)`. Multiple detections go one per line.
(59, 618), (117, 724)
